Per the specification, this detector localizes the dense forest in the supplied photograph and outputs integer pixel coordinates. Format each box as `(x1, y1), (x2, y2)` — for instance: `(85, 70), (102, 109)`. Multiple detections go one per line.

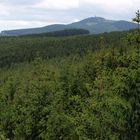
(22, 29), (90, 37)
(0, 16), (140, 140)
(0, 31), (127, 68)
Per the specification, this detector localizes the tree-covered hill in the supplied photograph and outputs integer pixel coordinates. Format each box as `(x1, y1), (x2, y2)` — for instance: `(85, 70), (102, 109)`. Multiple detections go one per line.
(0, 31), (127, 68)
(0, 28), (140, 140)
(1, 17), (137, 36)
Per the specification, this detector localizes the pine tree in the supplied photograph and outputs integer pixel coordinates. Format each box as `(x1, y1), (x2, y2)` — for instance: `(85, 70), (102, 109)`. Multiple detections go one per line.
(133, 10), (140, 30)
(131, 10), (140, 65)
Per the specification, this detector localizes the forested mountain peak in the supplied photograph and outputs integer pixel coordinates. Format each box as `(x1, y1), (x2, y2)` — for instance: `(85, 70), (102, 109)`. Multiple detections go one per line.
(75, 17), (109, 23)
(1, 17), (137, 36)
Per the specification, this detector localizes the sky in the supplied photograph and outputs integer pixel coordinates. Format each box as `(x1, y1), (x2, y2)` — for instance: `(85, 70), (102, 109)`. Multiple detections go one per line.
(0, 0), (139, 31)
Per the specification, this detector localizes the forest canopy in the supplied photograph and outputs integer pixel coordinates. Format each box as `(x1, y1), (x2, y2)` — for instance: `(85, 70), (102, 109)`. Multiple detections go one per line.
(0, 26), (140, 140)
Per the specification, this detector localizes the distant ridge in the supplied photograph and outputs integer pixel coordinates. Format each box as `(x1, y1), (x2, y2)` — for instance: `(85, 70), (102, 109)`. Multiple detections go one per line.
(1, 17), (137, 36)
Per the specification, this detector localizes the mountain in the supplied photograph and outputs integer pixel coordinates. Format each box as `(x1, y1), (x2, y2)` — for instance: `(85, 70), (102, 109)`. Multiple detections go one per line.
(68, 17), (137, 34)
(1, 17), (137, 36)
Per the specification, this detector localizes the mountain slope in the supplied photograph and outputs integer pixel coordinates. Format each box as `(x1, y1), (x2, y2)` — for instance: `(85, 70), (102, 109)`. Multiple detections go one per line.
(68, 17), (137, 33)
(1, 24), (68, 36)
(1, 17), (137, 36)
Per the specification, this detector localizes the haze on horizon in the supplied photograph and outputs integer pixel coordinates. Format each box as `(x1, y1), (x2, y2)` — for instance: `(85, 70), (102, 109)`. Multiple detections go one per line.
(0, 0), (139, 31)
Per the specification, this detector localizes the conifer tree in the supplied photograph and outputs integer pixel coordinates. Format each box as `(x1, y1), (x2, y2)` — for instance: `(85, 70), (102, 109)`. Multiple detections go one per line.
(131, 10), (140, 64)
(133, 10), (140, 30)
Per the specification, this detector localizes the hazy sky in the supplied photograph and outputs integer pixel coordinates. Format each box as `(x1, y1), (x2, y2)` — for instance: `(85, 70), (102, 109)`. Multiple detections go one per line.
(0, 0), (139, 31)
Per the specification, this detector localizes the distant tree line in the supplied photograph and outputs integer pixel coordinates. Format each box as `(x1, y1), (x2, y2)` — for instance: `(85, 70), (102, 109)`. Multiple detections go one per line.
(23, 29), (90, 37)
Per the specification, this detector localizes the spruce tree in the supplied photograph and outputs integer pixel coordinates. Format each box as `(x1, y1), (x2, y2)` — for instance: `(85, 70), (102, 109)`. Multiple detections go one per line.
(133, 10), (140, 30)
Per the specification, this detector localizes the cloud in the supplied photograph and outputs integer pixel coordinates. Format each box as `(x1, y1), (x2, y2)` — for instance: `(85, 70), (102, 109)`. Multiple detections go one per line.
(0, 20), (52, 31)
(0, 4), (11, 16)
(0, 0), (139, 31)
(78, 0), (140, 20)
(81, 0), (138, 9)
(33, 0), (79, 10)
(0, 0), (39, 5)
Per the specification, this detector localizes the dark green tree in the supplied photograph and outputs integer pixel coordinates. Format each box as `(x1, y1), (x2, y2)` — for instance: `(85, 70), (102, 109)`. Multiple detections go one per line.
(133, 10), (140, 30)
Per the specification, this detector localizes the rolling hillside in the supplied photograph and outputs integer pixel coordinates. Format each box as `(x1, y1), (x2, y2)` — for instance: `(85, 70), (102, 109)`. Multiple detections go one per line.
(1, 17), (137, 36)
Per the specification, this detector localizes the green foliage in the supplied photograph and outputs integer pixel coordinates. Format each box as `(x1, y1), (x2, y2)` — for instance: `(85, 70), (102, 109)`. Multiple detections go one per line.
(133, 10), (140, 29)
(0, 31), (127, 68)
(0, 30), (140, 140)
